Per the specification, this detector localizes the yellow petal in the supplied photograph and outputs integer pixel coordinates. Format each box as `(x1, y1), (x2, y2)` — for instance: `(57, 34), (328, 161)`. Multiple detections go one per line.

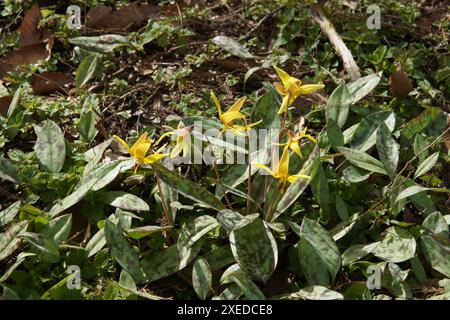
(156, 131), (174, 145)
(143, 153), (168, 164)
(130, 132), (149, 156)
(220, 111), (245, 125)
(287, 174), (311, 183)
(289, 141), (302, 158)
(228, 96), (247, 113)
(255, 163), (275, 177)
(211, 91), (222, 116)
(274, 66), (292, 88)
(244, 119), (263, 130)
(113, 135), (130, 151)
(277, 95), (290, 115)
(274, 82), (288, 96)
(170, 139), (184, 158)
(298, 83), (325, 95)
(132, 140), (152, 161)
(277, 146), (290, 179)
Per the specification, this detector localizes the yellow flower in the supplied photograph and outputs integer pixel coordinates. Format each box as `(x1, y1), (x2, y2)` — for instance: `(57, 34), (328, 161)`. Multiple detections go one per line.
(114, 132), (168, 173)
(255, 146), (310, 190)
(282, 127), (317, 158)
(273, 66), (325, 115)
(211, 91), (262, 134)
(157, 122), (192, 159)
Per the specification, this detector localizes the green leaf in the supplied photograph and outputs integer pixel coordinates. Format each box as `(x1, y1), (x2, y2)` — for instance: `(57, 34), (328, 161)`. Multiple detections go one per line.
(79, 109), (99, 143)
(216, 209), (258, 232)
(0, 221), (28, 262)
(119, 270), (137, 298)
(299, 218), (341, 283)
(192, 257), (212, 300)
(76, 54), (99, 88)
(341, 242), (380, 266)
(7, 87), (21, 119)
(155, 164), (225, 211)
(0, 157), (19, 183)
(422, 212), (448, 239)
(141, 241), (202, 282)
(229, 218), (277, 282)
(0, 200), (21, 227)
(104, 220), (146, 283)
(212, 36), (254, 59)
(50, 159), (134, 217)
(85, 228), (105, 258)
(310, 162), (330, 219)
(41, 214), (72, 244)
(220, 264), (265, 300)
(34, 120), (66, 173)
(337, 147), (387, 175)
(413, 133), (428, 164)
(372, 226), (416, 263)
(280, 286), (344, 300)
(394, 186), (431, 203)
(335, 196), (348, 221)
(421, 234), (450, 278)
(346, 73), (381, 105)
(69, 35), (131, 53)
(342, 166), (372, 183)
(177, 215), (219, 256)
(376, 123), (399, 178)
(126, 225), (172, 240)
(326, 84), (350, 128)
(101, 191), (150, 211)
(326, 118), (344, 147)
(298, 238), (331, 286)
(250, 91), (281, 129)
(350, 111), (393, 151)
(410, 257), (427, 284)
(20, 232), (60, 263)
(414, 151), (439, 179)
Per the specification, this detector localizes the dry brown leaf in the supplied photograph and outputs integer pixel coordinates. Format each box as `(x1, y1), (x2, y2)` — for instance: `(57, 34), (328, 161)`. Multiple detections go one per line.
(18, 3), (43, 47)
(390, 66), (414, 97)
(31, 71), (73, 95)
(0, 41), (52, 78)
(0, 95), (12, 115)
(86, 3), (160, 31)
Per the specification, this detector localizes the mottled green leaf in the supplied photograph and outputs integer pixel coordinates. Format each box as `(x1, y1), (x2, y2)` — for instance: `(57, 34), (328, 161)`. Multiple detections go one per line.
(0, 157), (19, 183)
(421, 234), (450, 278)
(101, 191), (149, 211)
(104, 220), (146, 283)
(372, 227), (416, 263)
(0, 221), (28, 262)
(69, 35), (131, 53)
(347, 73), (381, 105)
(155, 164), (224, 211)
(41, 214), (72, 244)
(0, 200), (21, 227)
(177, 215), (218, 256)
(216, 209), (258, 232)
(337, 147), (387, 175)
(34, 120), (66, 173)
(280, 286), (344, 300)
(414, 151), (439, 179)
(376, 123), (399, 178)
(326, 84), (350, 128)
(229, 218), (277, 282)
(192, 257), (212, 300)
(342, 242), (380, 266)
(76, 53), (99, 88)
(342, 166), (372, 183)
(212, 36), (254, 59)
(20, 232), (60, 263)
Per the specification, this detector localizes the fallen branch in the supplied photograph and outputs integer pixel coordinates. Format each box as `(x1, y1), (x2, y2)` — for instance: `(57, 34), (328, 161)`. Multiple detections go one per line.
(310, 6), (361, 81)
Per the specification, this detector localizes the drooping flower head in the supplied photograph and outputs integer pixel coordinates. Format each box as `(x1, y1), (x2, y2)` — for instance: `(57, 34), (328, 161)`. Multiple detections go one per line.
(114, 132), (167, 173)
(157, 121), (192, 159)
(273, 66), (325, 115)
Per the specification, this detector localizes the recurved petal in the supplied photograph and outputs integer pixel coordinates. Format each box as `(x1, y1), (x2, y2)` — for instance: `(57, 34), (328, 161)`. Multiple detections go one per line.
(143, 153), (168, 164)
(220, 111), (245, 125)
(274, 66), (292, 87)
(298, 83), (325, 95)
(156, 131), (174, 145)
(277, 95), (290, 115)
(274, 82), (288, 96)
(278, 146), (290, 178)
(113, 135), (130, 151)
(211, 91), (222, 116)
(255, 163), (275, 177)
(287, 174), (311, 183)
(289, 141), (302, 158)
(228, 96), (247, 113)
(130, 132), (149, 155)
(132, 140), (152, 160)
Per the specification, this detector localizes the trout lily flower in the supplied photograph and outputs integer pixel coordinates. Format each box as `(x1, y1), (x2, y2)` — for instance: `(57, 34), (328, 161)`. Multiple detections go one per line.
(255, 146), (310, 190)
(273, 66), (325, 115)
(282, 127), (317, 158)
(211, 91), (262, 134)
(114, 132), (168, 173)
(157, 122), (192, 159)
